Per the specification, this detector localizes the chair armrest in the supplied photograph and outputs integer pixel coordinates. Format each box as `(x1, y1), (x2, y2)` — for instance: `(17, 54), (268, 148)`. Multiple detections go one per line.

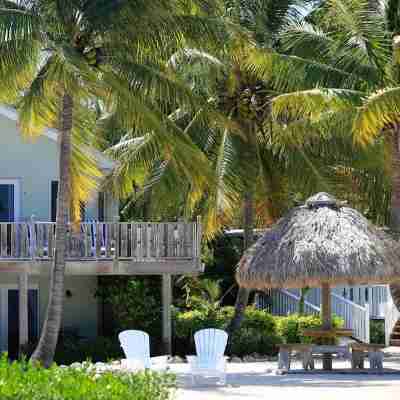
(186, 356), (197, 367)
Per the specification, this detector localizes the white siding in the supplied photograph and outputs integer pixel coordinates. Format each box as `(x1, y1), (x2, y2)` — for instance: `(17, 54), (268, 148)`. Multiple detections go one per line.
(0, 113), (105, 221)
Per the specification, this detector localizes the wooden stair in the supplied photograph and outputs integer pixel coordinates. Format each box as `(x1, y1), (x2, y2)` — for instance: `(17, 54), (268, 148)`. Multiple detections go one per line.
(390, 319), (400, 346)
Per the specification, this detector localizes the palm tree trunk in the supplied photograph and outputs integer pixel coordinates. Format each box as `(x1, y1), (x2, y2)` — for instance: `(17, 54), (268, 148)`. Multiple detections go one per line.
(299, 287), (310, 315)
(228, 189), (254, 334)
(389, 123), (400, 312)
(30, 94), (73, 367)
(143, 187), (152, 220)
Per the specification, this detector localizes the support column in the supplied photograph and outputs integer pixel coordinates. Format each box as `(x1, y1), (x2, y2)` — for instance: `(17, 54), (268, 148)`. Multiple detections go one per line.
(18, 272), (29, 354)
(321, 283), (332, 329)
(321, 283), (332, 370)
(162, 274), (172, 355)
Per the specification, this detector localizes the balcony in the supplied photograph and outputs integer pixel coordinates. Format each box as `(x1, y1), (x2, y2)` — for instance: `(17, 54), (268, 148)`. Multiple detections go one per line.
(0, 221), (202, 275)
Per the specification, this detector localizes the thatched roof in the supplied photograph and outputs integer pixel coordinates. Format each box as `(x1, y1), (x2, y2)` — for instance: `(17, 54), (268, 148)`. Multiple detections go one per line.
(236, 193), (400, 289)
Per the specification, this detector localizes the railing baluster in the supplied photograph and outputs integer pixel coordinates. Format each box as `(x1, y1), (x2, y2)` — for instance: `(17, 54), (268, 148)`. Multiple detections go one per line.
(131, 223), (137, 259)
(104, 223), (111, 258)
(0, 221), (202, 264)
(95, 223), (101, 258)
(10, 223), (16, 257)
(155, 223), (160, 259)
(120, 223), (127, 258)
(146, 223), (151, 258)
(1, 224), (7, 256)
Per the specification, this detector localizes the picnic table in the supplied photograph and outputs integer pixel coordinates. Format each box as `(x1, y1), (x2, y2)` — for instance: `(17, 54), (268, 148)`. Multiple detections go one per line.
(302, 328), (353, 338)
(278, 344), (349, 371)
(302, 327), (353, 370)
(277, 340), (385, 372)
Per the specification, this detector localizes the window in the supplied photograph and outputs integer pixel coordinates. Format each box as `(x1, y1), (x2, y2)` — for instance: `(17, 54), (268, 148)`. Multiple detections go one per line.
(98, 192), (105, 221)
(365, 287), (369, 302)
(80, 201), (86, 222)
(349, 288), (354, 301)
(51, 181), (58, 222)
(52, 181), (86, 222)
(0, 184), (15, 222)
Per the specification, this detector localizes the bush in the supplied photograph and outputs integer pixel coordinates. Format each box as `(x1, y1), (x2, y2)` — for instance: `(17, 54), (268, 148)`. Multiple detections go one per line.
(22, 336), (123, 365)
(54, 336), (123, 365)
(175, 307), (345, 356)
(0, 355), (175, 400)
(370, 320), (385, 344)
(230, 308), (281, 355)
(97, 278), (161, 338)
(174, 306), (281, 356)
(276, 314), (344, 344)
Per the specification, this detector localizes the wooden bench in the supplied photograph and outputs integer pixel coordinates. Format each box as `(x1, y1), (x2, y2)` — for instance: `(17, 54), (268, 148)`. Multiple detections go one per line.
(350, 343), (384, 371)
(278, 344), (313, 371)
(278, 344), (349, 371)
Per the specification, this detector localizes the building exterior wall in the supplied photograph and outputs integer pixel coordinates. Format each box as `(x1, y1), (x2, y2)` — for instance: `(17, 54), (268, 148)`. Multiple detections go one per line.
(0, 273), (98, 351)
(40, 275), (99, 339)
(0, 114), (103, 221)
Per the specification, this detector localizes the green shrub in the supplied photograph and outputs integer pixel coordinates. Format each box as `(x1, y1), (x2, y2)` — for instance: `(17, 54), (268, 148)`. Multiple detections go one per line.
(0, 355), (175, 400)
(230, 308), (281, 355)
(97, 278), (161, 338)
(370, 320), (385, 344)
(22, 336), (123, 365)
(276, 314), (344, 344)
(54, 336), (123, 364)
(175, 307), (346, 356)
(174, 306), (281, 356)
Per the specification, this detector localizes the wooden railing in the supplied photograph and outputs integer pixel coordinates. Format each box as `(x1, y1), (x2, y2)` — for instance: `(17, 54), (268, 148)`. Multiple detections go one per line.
(368, 285), (388, 319)
(255, 289), (320, 316)
(0, 221), (202, 261)
(331, 292), (370, 344)
(385, 291), (400, 346)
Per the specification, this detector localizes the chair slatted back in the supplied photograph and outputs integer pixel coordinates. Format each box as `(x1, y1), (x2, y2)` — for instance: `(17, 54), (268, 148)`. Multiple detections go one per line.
(118, 330), (151, 368)
(194, 329), (228, 365)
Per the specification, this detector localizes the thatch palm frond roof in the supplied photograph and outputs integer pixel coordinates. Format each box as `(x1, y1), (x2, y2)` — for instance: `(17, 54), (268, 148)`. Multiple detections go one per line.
(236, 193), (400, 289)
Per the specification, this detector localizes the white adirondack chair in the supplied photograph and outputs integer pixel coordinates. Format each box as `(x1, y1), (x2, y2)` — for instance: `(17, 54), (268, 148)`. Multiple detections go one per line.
(118, 330), (168, 371)
(187, 328), (228, 385)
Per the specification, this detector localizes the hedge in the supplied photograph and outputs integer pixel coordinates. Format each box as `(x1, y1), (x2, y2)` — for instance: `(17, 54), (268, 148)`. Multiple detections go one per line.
(174, 306), (344, 356)
(0, 355), (174, 400)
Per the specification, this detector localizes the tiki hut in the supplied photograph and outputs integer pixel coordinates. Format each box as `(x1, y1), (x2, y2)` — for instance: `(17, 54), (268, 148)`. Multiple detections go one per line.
(236, 192), (400, 344)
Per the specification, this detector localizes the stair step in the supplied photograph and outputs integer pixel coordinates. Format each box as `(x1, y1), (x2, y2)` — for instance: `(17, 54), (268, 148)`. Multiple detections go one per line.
(391, 334), (400, 339)
(390, 339), (400, 346)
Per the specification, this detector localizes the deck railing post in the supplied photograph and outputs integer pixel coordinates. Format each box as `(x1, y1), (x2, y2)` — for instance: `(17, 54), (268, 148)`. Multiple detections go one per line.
(162, 273), (172, 355)
(365, 302), (370, 343)
(196, 215), (202, 258)
(18, 271), (29, 355)
(113, 216), (120, 271)
(29, 215), (36, 259)
(385, 298), (390, 347)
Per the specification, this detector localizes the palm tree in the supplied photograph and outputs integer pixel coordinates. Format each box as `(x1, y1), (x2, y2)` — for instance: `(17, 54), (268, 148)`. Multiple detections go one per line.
(0, 0), (225, 367)
(264, 0), (400, 307)
(107, 0), (392, 335)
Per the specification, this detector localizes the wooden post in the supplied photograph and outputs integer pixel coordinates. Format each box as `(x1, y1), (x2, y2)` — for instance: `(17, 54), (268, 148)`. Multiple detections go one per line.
(321, 283), (332, 370)
(29, 215), (36, 259)
(162, 274), (172, 355)
(113, 216), (120, 272)
(18, 272), (29, 354)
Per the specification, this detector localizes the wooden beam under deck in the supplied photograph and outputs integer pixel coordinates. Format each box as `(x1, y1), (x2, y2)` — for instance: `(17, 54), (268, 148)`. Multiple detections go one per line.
(0, 259), (204, 275)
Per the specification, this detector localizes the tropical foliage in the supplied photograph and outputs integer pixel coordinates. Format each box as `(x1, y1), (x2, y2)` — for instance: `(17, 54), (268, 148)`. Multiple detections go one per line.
(0, 0), (225, 365)
(0, 355), (174, 400)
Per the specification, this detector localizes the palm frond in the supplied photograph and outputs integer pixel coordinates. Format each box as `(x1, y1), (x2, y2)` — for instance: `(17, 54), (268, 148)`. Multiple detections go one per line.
(353, 86), (400, 144)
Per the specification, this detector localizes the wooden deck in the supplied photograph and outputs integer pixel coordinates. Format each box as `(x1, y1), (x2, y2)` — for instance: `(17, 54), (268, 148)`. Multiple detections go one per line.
(0, 221), (202, 275)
